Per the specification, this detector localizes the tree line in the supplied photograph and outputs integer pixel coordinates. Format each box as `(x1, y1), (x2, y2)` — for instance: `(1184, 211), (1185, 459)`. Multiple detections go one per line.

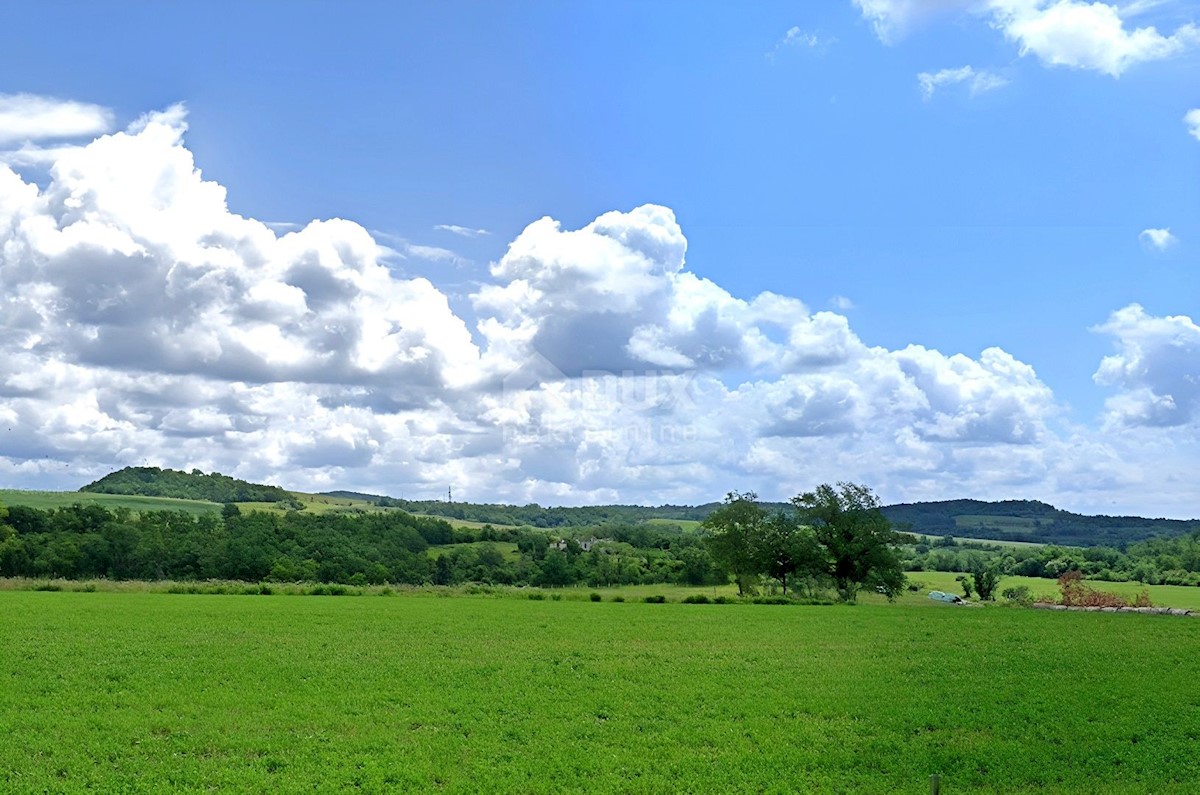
(904, 532), (1200, 587)
(0, 499), (723, 588)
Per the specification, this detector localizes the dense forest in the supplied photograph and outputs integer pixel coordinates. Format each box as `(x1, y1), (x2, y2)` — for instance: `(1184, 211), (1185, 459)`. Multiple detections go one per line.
(5, 489), (1200, 589)
(0, 502), (721, 588)
(344, 493), (724, 528)
(82, 467), (298, 505)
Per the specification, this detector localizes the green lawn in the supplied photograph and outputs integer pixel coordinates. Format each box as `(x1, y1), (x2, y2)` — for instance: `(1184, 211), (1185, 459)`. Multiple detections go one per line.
(0, 489), (220, 516)
(2, 591), (1198, 793)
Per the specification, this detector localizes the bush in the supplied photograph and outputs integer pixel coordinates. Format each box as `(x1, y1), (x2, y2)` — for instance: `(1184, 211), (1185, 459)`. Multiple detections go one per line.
(713, 595), (733, 604)
(643, 595), (666, 603)
(308, 584), (350, 596)
(589, 592), (603, 602)
(550, 594), (562, 601)
(611, 595), (625, 602)
(527, 592), (546, 600)
(33, 582), (62, 592)
(682, 594), (711, 604)
(1057, 571), (1152, 608)
(1001, 585), (1032, 606)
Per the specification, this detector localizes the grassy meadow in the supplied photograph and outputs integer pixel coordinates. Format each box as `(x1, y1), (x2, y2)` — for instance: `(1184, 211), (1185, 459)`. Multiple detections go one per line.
(3, 591), (1199, 793)
(0, 489), (221, 516)
(909, 570), (1200, 611)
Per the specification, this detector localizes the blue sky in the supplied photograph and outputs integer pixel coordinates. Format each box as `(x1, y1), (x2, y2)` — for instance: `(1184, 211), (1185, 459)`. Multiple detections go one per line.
(0, 1), (1198, 516)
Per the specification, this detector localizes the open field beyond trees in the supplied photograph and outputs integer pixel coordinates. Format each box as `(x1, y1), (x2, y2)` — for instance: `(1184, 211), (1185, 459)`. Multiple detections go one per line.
(0, 489), (222, 517)
(3, 591), (1199, 794)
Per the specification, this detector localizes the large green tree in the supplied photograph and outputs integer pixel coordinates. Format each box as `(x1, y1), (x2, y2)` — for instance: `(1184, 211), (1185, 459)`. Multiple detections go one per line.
(702, 491), (766, 595)
(792, 482), (905, 602)
(757, 512), (823, 596)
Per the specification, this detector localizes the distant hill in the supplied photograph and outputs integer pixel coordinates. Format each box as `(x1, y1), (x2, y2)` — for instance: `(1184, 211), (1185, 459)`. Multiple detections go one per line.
(81, 466), (293, 505)
(69, 470), (1198, 547)
(880, 499), (1200, 547)
(330, 492), (1197, 547)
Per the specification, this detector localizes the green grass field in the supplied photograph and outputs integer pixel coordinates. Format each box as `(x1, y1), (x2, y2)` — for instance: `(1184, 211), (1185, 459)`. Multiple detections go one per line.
(911, 570), (1200, 611)
(2, 591), (1198, 793)
(0, 489), (221, 516)
(954, 514), (1046, 531)
(912, 532), (1047, 550)
(643, 517), (702, 532)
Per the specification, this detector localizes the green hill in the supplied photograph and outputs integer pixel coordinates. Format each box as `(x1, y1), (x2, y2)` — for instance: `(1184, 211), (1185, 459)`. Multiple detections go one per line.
(46, 468), (1200, 548)
(880, 499), (1200, 547)
(81, 467), (294, 505)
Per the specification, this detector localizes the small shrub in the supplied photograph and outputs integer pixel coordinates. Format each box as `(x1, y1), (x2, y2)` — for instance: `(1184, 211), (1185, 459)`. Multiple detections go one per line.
(713, 595), (733, 604)
(589, 592), (603, 602)
(682, 594), (711, 604)
(643, 595), (667, 604)
(33, 582), (62, 592)
(1002, 585), (1032, 606)
(551, 594), (562, 601)
(528, 592), (546, 600)
(611, 595), (625, 603)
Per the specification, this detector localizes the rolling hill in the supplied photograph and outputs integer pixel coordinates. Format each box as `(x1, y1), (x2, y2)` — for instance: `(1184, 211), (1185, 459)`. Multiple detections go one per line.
(3, 468), (1196, 547)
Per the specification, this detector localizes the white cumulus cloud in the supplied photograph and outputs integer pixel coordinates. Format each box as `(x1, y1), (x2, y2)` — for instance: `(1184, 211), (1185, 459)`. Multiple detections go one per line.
(0, 93), (113, 144)
(857, 0), (1199, 76)
(1094, 304), (1200, 427)
(1186, 109), (1200, 141)
(1139, 227), (1177, 249)
(0, 104), (1196, 514)
(990, 0), (1200, 76)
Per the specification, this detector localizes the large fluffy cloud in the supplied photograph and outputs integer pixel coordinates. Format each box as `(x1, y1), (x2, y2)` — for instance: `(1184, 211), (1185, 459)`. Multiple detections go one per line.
(991, 0), (1200, 76)
(1094, 304), (1200, 428)
(1, 107), (479, 391)
(0, 104), (1195, 514)
(857, 0), (1199, 76)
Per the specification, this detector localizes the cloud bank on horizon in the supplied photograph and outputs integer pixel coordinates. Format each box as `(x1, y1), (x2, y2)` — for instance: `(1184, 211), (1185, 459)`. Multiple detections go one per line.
(0, 100), (1197, 516)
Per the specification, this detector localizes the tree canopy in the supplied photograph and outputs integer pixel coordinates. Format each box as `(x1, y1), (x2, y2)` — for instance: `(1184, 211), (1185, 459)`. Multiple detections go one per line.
(792, 482), (906, 602)
(80, 467), (295, 504)
(703, 484), (906, 602)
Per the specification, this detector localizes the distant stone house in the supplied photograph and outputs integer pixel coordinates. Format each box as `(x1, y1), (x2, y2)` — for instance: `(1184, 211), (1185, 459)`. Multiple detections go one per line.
(551, 537), (598, 552)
